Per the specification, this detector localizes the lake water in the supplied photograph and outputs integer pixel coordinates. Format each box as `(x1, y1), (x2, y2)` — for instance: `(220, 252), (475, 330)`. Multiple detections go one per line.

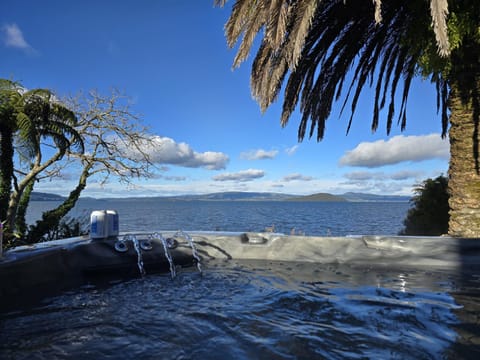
(2, 200), (479, 358)
(26, 199), (412, 236)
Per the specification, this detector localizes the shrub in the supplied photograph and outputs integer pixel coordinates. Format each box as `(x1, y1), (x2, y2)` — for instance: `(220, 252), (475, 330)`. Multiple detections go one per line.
(24, 215), (89, 244)
(400, 175), (449, 236)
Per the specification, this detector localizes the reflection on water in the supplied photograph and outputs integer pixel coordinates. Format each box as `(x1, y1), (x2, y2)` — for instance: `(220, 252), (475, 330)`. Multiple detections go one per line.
(1, 260), (479, 359)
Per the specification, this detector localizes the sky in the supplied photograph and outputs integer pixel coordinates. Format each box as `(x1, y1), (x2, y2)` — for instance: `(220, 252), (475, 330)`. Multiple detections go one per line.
(0, 0), (449, 198)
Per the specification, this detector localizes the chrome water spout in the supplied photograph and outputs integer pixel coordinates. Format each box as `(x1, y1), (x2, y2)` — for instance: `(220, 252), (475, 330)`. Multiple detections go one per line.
(114, 239), (129, 252)
(140, 238), (153, 251)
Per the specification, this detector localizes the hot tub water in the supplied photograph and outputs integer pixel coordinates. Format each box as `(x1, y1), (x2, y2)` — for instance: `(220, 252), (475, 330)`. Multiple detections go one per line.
(1, 259), (479, 359)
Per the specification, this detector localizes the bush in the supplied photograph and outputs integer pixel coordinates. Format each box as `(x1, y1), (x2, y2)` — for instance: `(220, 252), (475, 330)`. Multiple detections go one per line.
(45, 216), (89, 241)
(399, 175), (449, 236)
(24, 215), (89, 244)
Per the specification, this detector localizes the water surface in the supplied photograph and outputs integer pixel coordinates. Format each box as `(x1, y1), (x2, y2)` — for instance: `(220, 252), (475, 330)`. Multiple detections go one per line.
(26, 199), (410, 236)
(1, 260), (479, 359)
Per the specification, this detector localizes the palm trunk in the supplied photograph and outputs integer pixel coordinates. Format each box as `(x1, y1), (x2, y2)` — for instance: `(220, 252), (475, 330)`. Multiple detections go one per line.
(448, 78), (480, 237)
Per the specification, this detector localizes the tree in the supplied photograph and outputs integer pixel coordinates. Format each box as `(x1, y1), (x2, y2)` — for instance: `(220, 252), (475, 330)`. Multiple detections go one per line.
(0, 80), (83, 242)
(25, 90), (156, 243)
(400, 175), (450, 236)
(216, 0), (480, 237)
(0, 80), (18, 228)
(0, 84), (155, 245)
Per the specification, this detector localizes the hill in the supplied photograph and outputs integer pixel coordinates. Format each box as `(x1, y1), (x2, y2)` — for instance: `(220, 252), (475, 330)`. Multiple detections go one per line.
(30, 192), (65, 201)
(162, 192), (296, 201)
(341, 192), (411, 202)
(98, 192), (295, 202)
(287, 193), (347, 202)
(28, 191), (411, 202)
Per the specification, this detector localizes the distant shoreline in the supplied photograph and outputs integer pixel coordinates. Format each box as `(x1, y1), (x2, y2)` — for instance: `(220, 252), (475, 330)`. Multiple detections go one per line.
(30, 191), (411, 203)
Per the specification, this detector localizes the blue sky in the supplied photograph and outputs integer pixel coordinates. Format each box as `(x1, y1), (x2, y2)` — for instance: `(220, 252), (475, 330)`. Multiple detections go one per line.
(1, 0), (449, 198)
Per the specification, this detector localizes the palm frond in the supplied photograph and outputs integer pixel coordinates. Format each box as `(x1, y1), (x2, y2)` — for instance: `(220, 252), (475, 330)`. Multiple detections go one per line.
(430, 0), (450, 56)
(225, 0), (261, 49)
(221, 0), (452, 142)
(265, 0), (288, 48)
(283, 0), (318, 71)
(232, 1), (268, 68)
(372, 0), (382, 23)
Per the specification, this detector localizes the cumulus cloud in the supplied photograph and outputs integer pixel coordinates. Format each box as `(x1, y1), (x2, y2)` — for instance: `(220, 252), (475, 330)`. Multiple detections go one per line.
(344, 171), (385, 181)
(282, 173), (314, 182)
(2, 23), (34, 52)
(344, 170), (423, 181)
(213, 169), (265, 182)
(154, 174), (187, 181)
(390, 170), (424, 180)
(339, 134), (449, 168)
(240, 149), (278, 160)
(339, 168), (433, 196)
(120, 135), (229, 170)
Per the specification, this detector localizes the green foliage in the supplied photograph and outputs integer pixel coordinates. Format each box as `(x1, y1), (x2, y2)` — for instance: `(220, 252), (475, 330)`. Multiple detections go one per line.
(27, 216), (89, 243)
(26, 172), (88, 243)
(1, 81), (155, 245)
(47, 216), (89, 241)
(400, 175), (450, 236)
(14, 177), (35, 237)
(218, 0), (480, 237)
(0, 80), (21, 228)
(0, 78), (85, 243)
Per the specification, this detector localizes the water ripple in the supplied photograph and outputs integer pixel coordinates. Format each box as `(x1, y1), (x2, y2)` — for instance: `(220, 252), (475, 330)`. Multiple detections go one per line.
(1, 260), (479, 359)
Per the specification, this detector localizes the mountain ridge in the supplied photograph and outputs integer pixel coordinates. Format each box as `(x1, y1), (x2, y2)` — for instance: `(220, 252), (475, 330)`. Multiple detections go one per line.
(30, 191), (410, 202)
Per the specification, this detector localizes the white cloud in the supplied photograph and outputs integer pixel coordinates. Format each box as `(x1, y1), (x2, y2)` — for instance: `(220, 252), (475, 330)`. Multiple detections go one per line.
(344, 169), (424, 182)
(285, 145), (299, 156)
(390, 170), (424, 180)
(344, 171), (385, 181)
(213, 169), (265, 182)
(282, 173), (314, 182)
(153, 174), (187, 181)
(2, 23), (34, 52)
(339, 134), (449, 168)
(120, 135), (229, 170)
(240, 148), (278, 160)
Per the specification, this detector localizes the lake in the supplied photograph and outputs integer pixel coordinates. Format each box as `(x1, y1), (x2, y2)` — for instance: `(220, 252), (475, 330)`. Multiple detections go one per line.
(26, 199), (411, 236)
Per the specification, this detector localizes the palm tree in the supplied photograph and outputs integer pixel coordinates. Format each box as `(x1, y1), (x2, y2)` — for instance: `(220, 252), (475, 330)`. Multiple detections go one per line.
(216, 0), (479, 237)
(0, 80), (23, 229)
(0, 80), (84, 241)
